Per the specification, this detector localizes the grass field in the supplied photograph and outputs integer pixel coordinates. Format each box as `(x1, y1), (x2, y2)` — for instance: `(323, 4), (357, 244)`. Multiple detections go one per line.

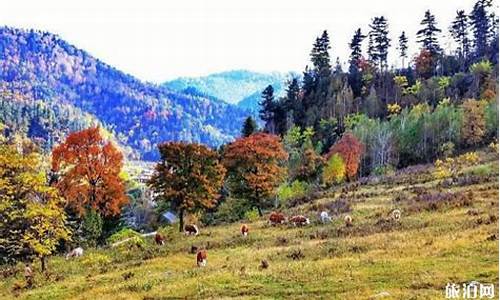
(1, 149), (498, 300)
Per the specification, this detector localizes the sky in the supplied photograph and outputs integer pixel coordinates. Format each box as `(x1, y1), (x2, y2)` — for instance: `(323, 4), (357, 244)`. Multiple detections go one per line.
(1, 0), (481, 82)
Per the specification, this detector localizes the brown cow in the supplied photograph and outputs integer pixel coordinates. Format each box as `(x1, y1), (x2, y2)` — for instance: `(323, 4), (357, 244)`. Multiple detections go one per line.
(155, 233), (165, 245)
(240, 224), (249, 236)
(196, 249), (207, 267)
(184, 224), (199, 236)
(289, 215), (310, 226)
(269, 212), (286, 225)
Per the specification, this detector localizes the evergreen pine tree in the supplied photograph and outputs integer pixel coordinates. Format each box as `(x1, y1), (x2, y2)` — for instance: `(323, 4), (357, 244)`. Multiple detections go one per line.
(348, 29), (365, 97)
(368, 16), (391, 71)
(349, 28), (366, 64)
(241, 116), (257, 137)
(417, 10), (442, 55)
(259, 85), (275, 133)
(469, 0), (493, 59)
(310, 30), (332, 76)
(398, 31), (409, 68)
(450, 10), (470, 65)
(285, 78), (305, 128)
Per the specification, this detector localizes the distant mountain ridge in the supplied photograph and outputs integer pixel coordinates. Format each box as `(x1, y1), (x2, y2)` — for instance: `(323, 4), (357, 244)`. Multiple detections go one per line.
(0, 27), (251, 160)
(163, 70), (297, 111)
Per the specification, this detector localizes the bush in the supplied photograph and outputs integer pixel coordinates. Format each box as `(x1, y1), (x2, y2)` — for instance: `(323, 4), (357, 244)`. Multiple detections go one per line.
(277, 180), (309, 205)
(244, 208), (260, 222)
(107, 228), (142, 245)
(322, 154), (345, 185)
(207, 198), (253, 224)
(467, 165), (493, 177)
(372, 165), (395, 176)
(405, 190), (473, 212)
(81, 252), (111, 269)
(81, 210), (103, 247)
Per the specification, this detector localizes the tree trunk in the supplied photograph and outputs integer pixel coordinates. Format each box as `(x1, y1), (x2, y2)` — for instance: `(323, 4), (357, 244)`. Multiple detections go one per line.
(257, 206), (263, 217)
(40, 256), (46, 273)
(178, 209), (184, 233)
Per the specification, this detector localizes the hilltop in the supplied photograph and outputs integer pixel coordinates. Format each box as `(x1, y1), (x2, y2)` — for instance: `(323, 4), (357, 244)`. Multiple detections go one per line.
(0, 27), (252, 160)
(164, 70), (295, 111)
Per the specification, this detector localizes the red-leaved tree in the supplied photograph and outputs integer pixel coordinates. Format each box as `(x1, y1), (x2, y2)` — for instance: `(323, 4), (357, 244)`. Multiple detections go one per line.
(223, 133), (288, 216)
(51, 127), (128, 217)
(326, 133), (364, 180)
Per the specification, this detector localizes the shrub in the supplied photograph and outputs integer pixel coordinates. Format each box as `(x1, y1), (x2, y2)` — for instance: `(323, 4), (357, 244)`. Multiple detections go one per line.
(438, 142), (455, 158)
(322, 154), (346, 185)
(470, 60), (493, 76)
(244, 208), (260, 222)
(81, 210), (103, 247)
(467, 165), (493, 177)
(405, 190), (473, 212)
(208, 198), (252, 224)
(324, 197), (352, 215)
(461, 99), (487, 146)
(277, 180), (309, 205)
(107, 228), (142, 245)
(81, 252), (111, 269)
(372, 165), (395, 176)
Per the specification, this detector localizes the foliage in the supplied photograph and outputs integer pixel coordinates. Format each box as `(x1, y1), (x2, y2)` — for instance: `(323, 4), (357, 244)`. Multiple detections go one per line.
(241, 116), (258, 137)
(0, 142), (70, 268)
(326, 133), (364, 180)
(461, 99), (487, 145)
(244, 208), (260, 222)
(149, 142), (225, 231)
(80, 210), (103, 247)
(0, 28), (250, 161)
(207, 198), (253, 224)
(52, 127), (127, 218)
(277, 180), (310, 205)
(322, 154), (346, 185)
(107, 228), (142, 245)
(223, 133), (288, 215)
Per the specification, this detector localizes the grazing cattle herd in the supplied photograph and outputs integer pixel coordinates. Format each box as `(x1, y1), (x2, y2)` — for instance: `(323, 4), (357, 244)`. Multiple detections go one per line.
(65, 209), (402, 268)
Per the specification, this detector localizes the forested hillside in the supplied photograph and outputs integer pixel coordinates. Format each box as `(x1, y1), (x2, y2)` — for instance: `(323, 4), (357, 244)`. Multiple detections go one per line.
(164, 70), (293, 111)
(0, 27), (251, 160)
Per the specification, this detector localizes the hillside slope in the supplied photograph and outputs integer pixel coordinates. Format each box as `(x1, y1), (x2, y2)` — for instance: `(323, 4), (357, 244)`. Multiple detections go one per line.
(164, 70), (295, 111)
(0, 27), (251, 160)
(2, 148), (497, 299)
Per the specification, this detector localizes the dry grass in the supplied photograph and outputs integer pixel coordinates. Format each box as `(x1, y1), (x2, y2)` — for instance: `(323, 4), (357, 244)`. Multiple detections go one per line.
(1, 150), (498, 300)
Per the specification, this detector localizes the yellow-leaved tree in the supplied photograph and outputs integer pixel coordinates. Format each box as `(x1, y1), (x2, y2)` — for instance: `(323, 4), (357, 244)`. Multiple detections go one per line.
(0, 142), (70, 272)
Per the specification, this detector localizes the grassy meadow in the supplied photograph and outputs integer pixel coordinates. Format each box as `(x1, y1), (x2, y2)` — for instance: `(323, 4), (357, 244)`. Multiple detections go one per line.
(1, 149), (498, 300)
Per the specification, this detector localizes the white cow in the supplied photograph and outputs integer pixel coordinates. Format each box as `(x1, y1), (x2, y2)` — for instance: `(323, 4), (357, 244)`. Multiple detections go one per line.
(320, 211), (332, 224)
(66, 247), (84, 259)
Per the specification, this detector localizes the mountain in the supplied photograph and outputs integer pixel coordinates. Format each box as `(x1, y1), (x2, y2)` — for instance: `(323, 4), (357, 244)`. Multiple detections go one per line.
(0, 27), (253, 160)
(163, 70), (296, 111)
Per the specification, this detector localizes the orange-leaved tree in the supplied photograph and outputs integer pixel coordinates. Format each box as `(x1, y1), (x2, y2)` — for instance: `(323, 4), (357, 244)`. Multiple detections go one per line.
(148, 142), (226, 232)
(326, 133), (364, 180)
(51, 127), (128, 217)
(222, 133), (288, 216)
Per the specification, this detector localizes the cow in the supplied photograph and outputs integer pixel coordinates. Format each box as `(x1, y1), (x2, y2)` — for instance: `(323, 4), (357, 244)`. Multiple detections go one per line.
(344, 215), (353, 227)
(155, 233), (165, 245)
(320, 211), (332, 224)
(24, 263), (33, 288)
(269, 212), (286, 226)
(390, 209), (401, 222)
(196, 249), (207, 267)
(65, 247), (83, 259)
(184, 224), (199, 236)
(240, 224), (249, 236)
(289, 215), (310, 226)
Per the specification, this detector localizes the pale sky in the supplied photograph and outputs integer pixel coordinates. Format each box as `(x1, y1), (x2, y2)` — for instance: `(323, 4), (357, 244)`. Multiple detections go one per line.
(2, 0), (481, 82)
